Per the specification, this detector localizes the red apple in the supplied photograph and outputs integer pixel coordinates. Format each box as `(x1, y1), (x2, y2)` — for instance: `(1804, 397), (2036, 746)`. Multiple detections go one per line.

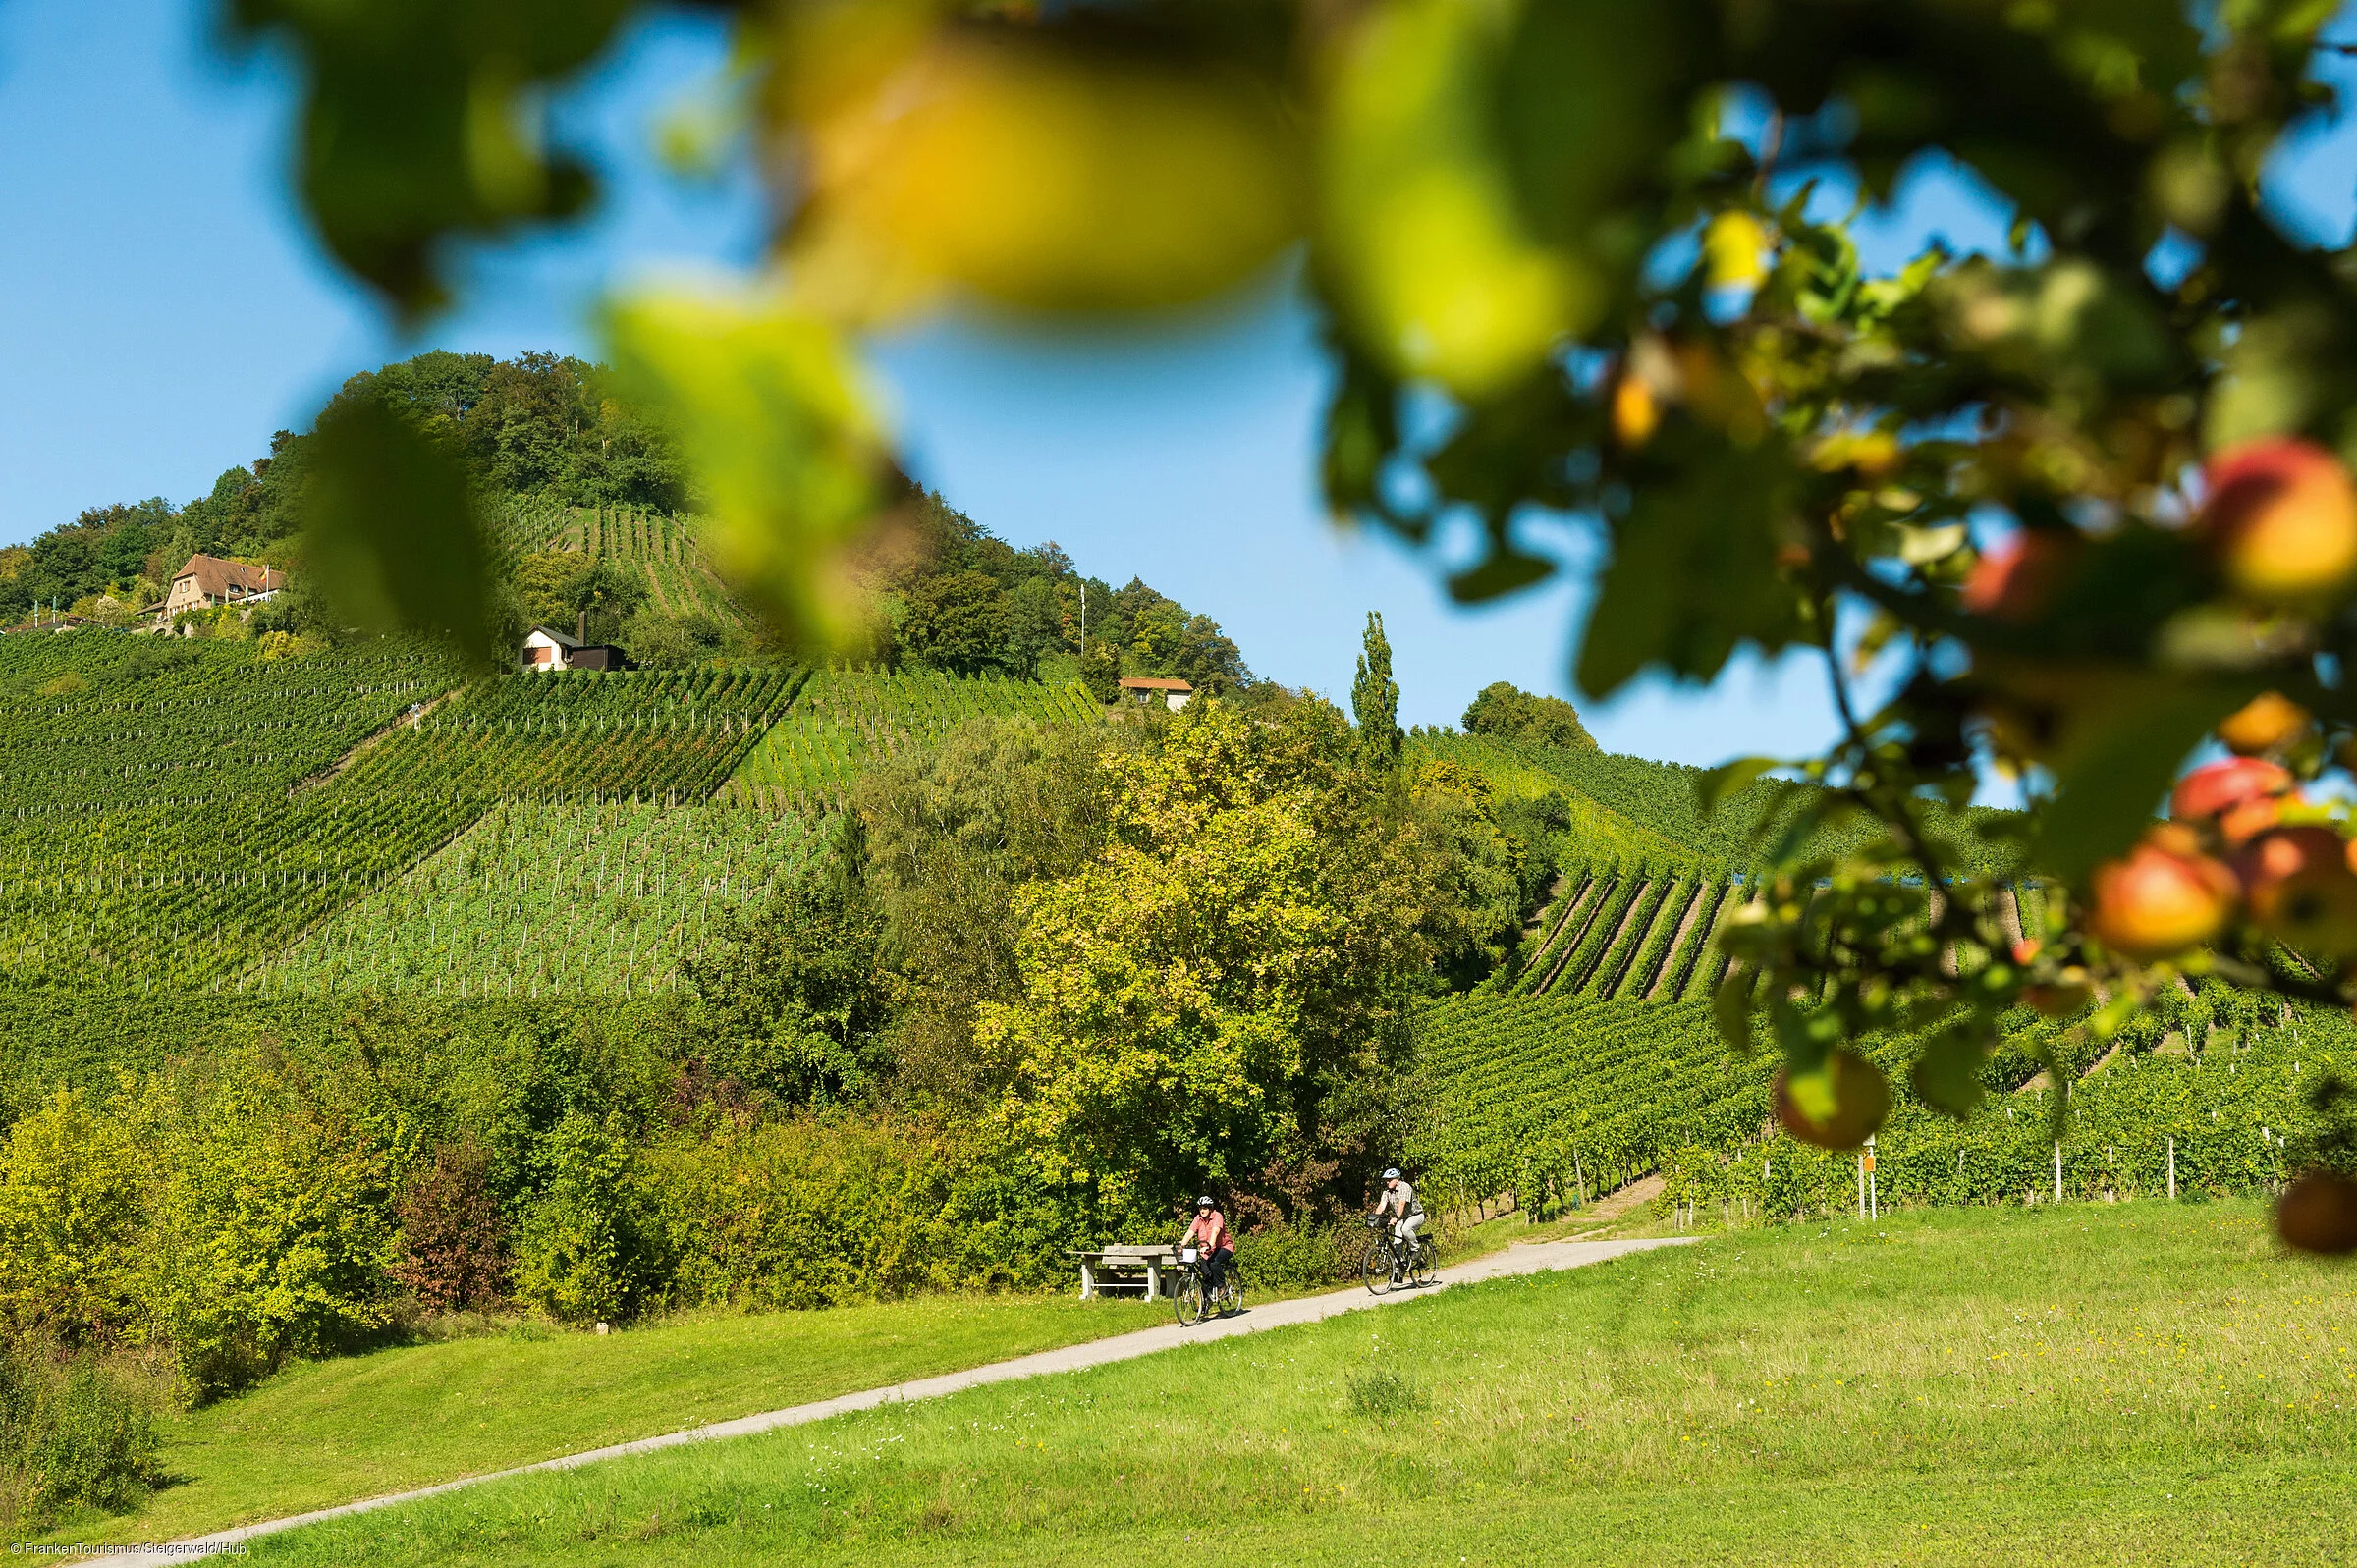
(2231, 825), (2357, 959)
(1962, 531), (2079, 621)
(2170, 756), (2292, 824)
(2201, 438), (2357, 605)
(2276, 1169), (2357, 1255)
(2215, 691), (2314, 757)
(2217, 794), (2291, 849)
(2022, 966), (2094, 1018)
(2087, 824), (2238, 960)
(1774, 1050), (1891, 1151)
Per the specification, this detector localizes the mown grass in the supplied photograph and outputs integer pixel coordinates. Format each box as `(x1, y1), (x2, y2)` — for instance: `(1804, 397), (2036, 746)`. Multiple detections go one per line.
(247, 1199), (2357, 1566)
(33, 1295), (1163, 1546)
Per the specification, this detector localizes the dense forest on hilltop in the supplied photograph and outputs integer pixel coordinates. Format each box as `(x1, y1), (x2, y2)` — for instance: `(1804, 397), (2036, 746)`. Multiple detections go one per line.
(0, 351), (1251, 695)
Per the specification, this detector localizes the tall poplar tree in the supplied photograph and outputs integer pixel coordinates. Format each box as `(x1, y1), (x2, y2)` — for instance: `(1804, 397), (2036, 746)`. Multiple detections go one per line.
(1351, 611), (1400, 775)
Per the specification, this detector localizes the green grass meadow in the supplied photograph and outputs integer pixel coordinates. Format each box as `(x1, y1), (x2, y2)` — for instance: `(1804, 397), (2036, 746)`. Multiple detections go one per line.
(39, 1296), (1162, 1547)
(235, 1199), (2357, 1566)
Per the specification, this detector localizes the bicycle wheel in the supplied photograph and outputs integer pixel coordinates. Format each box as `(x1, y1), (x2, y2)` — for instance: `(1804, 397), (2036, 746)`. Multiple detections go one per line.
(1362, 1241), (1397, 1297)
(1411, 1239), (1437, 1286)
(1224, 1269), (1245, 1316)
(1174, 1269), (1206, 1326)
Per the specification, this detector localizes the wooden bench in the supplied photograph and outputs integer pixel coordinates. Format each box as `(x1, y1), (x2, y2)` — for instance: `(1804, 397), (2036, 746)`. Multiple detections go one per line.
(1069, 1244), (1178, 1300)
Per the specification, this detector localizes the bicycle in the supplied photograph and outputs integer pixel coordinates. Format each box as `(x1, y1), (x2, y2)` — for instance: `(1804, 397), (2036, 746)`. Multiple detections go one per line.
(1172, 1244), (1244, 1326)
(1361, 1214), (1436, 1296)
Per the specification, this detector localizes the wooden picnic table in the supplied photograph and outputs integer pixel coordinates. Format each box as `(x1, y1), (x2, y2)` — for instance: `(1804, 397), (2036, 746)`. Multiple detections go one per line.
(1069, 1243), (1179, 1300)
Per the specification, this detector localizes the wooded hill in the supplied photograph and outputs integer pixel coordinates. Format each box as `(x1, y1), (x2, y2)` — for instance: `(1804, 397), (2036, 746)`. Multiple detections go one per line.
(1, 351), (1249, 702)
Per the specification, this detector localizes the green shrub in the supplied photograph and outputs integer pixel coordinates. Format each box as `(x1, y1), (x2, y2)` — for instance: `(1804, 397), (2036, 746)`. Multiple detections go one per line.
(0, 1091), (145, 1344)
(141, 1057), (405, 1403)
(511, 1111), (665, 1325)
(1233, 1221), (1347, 1290)
(0, 1346), (160, 1525)
(650, 1113), (959, 1311)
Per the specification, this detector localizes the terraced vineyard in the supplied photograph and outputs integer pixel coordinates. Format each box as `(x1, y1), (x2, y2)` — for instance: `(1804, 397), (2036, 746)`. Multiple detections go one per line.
(1422, 731), (2025, 882)
(1409, 997), (1772, 1215)
(726, 666), (1103, 811)
(0, 636), (793, 990)
(498, 494), (745, 626)
(256, 798), (818, 998)
(1417, 983), (2338, 1226)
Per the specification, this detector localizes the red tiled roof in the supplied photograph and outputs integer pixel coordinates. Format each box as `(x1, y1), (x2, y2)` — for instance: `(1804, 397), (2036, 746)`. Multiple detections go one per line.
(175, 555), (283, 599)
(1118, 676), (1194, 691)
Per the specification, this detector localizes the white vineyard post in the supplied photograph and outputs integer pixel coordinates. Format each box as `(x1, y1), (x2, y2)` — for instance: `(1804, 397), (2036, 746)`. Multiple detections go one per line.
(2053, 1141), (2063, 1204)
(2167, 1137), (2176, 1201)
(1856, 1152), (1865, 1219)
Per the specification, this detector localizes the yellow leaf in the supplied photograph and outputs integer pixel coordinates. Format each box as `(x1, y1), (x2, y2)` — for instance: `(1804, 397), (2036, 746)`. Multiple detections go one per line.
(1704, 210), (1771, 291)
(601, 285), (890, 653)
(795, 21), (1300, 317)
(1318, 0), (1597, 395)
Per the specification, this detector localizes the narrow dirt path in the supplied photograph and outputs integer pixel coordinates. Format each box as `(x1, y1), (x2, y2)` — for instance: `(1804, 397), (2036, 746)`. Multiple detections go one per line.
(1645, 884), (1710, 1000)
(175, 1236), (1693, 1554)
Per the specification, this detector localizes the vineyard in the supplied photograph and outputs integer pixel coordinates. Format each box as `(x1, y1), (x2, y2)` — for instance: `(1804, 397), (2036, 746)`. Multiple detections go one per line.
(1654, 1004), (2347, 1221)
(8, 624), (2309, 1240)
(725, 666), (1103, 811)
(1422, 731), (2025, 882)
(1413, 980), (2337, 1229)
(0, 636), (795, 990)
(498, 494), (745, 628)
(255, 798), (819, 998)
(1408, 997), (1772, 1215)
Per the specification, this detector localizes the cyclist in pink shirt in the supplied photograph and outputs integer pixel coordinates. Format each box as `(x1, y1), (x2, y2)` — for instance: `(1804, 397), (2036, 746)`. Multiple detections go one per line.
(1181, 1196), (1234, 1298)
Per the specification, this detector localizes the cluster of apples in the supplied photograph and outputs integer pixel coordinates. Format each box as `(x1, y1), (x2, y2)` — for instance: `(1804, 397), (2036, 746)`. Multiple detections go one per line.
(2086, 444), (2357, 960)
(2087, 692), (2357, 1252)
(1766, 440), (2357, 1245)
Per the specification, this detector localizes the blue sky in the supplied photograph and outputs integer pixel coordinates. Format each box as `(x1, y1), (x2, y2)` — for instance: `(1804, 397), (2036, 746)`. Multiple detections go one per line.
(7, 4), (2357, 761)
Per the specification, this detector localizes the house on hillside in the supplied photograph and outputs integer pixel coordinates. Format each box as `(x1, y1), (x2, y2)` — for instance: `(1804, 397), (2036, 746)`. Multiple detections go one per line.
(153, 555), (284, 634)
(1118, 676), (1193, 711)
(521, 624), (630, 672)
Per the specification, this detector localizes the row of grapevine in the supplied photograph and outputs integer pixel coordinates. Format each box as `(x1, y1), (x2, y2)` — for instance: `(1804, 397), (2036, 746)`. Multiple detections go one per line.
(0, 635), (448, 808)
(726, 666), (1102, 810)
(0, 638), (799, 989)
(1658, 1011), (2347, 1219)
(495, 497), (745, 626)
(251, 798), (819, 998)
(1409, 997), (1773, 1215)
(1511, 874), (1742, 1003)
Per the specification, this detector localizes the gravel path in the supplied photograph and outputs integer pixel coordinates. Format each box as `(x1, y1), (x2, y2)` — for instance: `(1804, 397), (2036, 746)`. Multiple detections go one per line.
(178, 1234), (1693, 1554)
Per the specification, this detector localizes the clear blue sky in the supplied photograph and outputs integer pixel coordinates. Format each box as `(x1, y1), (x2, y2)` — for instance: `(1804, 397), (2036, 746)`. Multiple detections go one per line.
(7, 3), (2357, 762)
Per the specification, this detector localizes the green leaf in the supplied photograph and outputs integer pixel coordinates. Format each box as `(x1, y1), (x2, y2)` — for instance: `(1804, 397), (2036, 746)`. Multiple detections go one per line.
(1909, 1022), (1989, 1118)
(1574, 439), (1803, 698)
(233, 0), (638, 317)
(1446, 547), (1554, 604)
(1713, 968), (1756, 1053)
(1697, 757), (1777, 816)
(301, 396), (496, 669)
(602, 287), (892, 654)
(2037, 680), (2250, 883)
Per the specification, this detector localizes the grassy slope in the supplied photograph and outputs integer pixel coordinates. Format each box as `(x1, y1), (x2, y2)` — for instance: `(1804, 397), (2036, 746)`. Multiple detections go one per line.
(249, 1200), (2356, 1566)
(46, 1297), (1162, 1546)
